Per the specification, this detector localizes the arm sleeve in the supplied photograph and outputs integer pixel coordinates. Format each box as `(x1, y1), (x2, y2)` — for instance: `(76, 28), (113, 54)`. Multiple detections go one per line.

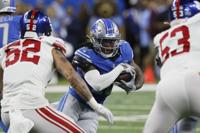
(84, 65), (124, 92)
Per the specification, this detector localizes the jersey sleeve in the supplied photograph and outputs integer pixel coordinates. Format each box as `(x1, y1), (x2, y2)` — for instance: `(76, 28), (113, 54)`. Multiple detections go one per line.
(120, 40), (134, 63)
(41, 36), (67, 56)
(72, 54), (93, 72)
(153, 33), (160, 48)
(0, 45), (8, 69)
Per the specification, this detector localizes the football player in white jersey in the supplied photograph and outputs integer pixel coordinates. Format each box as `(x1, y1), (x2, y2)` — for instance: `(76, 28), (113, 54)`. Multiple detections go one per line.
(143, 0), (200, 132)
(0, 10), (114, 133)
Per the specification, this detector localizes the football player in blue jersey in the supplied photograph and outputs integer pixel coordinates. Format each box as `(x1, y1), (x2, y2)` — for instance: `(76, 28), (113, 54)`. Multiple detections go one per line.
(57, 18), (144, 133)
(0, 0), (21, 132)
(0, 0), (21, 47)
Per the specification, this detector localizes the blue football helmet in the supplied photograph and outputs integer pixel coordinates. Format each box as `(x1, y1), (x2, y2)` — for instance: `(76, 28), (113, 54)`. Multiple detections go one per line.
(20, 10), (52, 38)
(169, 0), (200, 21)
(89, 18), (121, 58)
(0, 0), (16, 13)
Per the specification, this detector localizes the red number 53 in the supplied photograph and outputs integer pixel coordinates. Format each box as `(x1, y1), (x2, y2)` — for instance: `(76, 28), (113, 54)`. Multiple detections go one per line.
(159, 25), (190, 63)
(5, 39), (41, 67)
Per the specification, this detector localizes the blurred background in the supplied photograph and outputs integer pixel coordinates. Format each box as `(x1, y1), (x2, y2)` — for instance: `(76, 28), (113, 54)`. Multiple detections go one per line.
(15, 0), (172, 84)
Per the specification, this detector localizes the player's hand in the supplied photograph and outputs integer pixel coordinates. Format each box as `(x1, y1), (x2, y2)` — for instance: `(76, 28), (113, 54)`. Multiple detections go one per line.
(114, 77), (136, 94)
(118, 63), (136, 76)
(87, 97), (113, 124)
(95, 104), (114, 124)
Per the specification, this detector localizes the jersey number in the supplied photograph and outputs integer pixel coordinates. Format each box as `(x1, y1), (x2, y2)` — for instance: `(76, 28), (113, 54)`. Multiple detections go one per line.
(0, 23), (9, 46)
(5, 39), (41, 67)
(160, 25), (190, 63)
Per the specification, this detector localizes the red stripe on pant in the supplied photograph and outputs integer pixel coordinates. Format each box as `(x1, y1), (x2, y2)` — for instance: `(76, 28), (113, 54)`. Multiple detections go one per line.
(36, 107), (85, 133)
(46, 107), (85, 132)
(36, 108), (71, 133)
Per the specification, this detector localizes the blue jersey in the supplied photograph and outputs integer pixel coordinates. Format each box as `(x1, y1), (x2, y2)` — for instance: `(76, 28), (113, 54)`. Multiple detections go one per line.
(66, 40), (134, 105)
(0, 15), (21, 47)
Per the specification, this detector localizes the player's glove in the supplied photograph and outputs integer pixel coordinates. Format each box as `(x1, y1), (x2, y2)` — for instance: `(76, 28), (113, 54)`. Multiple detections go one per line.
(115, 78), (136, 94)
(155, 47), (162, 67)
(87, 97), (113, 124)
(115, 63), (136, 94)
(119, 63), (136, 76)
(155, 54), (162, 67)
(94, 104), (113, 124)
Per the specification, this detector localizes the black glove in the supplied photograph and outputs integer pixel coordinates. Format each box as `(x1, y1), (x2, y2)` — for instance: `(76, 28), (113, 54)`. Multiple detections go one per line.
(155, 54), (162, 67)
(114, 76), (136, 94)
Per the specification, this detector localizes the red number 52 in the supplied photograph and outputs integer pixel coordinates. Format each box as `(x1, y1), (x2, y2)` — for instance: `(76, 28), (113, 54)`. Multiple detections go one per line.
(5, 39), (41, 67)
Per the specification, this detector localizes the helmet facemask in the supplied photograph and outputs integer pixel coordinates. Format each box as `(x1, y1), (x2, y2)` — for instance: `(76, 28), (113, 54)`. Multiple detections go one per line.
(93, 37), (120, 58)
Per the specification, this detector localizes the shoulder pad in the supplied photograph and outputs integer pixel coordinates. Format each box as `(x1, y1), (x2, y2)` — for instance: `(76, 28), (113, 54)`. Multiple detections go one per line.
(40, 36), (67, 56)
(153, 32), (163, 48)
(188, 13), (200, 24)
(0, 46), (6, 60)
(0, 42), (14, 68)
(74, 47), (92, 62)
(119, 40), (129, 44)
(153, 30), (169, 48)
(72, 54), (92, 72)
(119, 40), (134, 60)
(153, 34), (160, 48)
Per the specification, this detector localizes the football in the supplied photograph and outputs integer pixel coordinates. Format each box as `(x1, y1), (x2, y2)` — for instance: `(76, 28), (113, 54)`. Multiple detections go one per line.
(116, 72), (133, 82)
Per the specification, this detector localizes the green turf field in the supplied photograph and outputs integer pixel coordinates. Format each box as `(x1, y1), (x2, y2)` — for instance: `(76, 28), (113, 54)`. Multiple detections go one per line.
(46, 91), (155, 133)
(1, 91), (200, 133)
(46, 91), (200, 133)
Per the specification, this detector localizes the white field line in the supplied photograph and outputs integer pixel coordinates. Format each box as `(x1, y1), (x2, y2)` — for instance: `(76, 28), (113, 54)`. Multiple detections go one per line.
(46, 84), (156, 93)
(99, 125), (140, 130)
(108, 105), (151, 110)
(99, 115), (148, 122)
(99, 126), (200, 132)
(99, 116), (200, 132)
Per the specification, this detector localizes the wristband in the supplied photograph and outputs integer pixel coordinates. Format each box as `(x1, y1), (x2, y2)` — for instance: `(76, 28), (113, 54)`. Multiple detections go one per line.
(87, 97), (99, 110)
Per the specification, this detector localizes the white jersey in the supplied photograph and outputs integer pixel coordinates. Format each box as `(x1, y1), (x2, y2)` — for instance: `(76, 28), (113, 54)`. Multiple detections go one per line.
(0, 36), (66, 112)
(154, 13), (200, 79)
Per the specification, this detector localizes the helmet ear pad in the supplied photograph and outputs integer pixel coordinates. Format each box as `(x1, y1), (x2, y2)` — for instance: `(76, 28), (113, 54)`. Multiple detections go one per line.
(20, 10), (52, 38)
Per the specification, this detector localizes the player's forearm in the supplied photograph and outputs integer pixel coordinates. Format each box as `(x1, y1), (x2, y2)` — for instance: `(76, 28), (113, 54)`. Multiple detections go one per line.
(131, 61), (144, 89)
(84, 65), (124, 91)
(66, 69), (93, 101)
(52, 49), (92, 101)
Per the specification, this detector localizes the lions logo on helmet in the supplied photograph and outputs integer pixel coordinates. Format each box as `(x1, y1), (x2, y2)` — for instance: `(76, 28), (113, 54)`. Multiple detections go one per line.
(88, 19), (121, 58)
(0, 0), (16, 13)
(20, 10), (52, 38)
